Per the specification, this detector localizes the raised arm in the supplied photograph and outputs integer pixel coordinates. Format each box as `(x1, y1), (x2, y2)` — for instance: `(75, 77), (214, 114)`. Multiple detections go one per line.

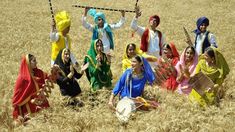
(50, 20), (59, 42)
(109, 10), (126, 29)
(81, 7), (94, 32)
(130, 6), (145, 36)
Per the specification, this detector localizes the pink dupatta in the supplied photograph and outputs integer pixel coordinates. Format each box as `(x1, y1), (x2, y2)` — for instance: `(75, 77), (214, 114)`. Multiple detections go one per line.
(175, 47), (198, 95)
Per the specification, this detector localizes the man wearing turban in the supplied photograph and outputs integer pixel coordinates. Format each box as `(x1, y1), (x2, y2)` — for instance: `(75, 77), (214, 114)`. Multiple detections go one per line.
(192, 16), (218, 55)
(82, 7), (126, 54)
(130, 6), (165, 66)
(50, 11), (78, 66)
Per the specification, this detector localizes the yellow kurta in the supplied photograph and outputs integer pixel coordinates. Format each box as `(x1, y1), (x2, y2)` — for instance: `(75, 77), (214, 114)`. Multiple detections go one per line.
(122, 44), (157, 72)
(51, 33), (71, 61)
(189, 47), (230, 107)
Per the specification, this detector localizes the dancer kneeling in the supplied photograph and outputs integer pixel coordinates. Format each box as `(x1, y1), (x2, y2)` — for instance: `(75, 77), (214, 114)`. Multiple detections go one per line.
(108, 55), (158, 112)
(54, 48), (88, 106)
(189, 47), (230, 106)
(84, 39), (112, 91)
(12, 54), (51, 124)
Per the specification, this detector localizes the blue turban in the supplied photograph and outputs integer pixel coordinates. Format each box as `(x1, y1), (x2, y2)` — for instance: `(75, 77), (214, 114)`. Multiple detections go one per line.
(193, 17), (209, 35)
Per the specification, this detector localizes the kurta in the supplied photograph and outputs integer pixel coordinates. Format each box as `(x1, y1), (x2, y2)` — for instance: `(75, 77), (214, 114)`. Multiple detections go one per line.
(12, 55), (49, 119)
(54, 49), (82, 97)
(84, 39), (112, 91)
(189, 47), (230, 106)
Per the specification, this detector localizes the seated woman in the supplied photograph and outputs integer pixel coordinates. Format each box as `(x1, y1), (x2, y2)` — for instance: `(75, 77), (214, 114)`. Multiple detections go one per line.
(108, 55), (156, 110)
(175, 46), (198, 95)
(189, 47), (230, 106)
(54, 48), (88, 105)
(12, 54), (50, 123)
(122, 43), (157, 72)
(84, 39), (112, 91)
(155, 42), (179, 91)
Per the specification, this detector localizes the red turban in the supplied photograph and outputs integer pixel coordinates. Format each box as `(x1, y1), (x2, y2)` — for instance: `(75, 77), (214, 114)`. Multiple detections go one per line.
(149, 15), (160, 27)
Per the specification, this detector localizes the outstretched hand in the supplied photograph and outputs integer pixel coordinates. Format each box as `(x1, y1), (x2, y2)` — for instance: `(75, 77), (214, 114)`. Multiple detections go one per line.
(81, 62), (89, 74)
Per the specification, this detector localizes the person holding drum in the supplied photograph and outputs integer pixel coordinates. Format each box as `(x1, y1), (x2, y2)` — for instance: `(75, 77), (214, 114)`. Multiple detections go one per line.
(108, 55), (156, 110)
(189, 47), (230, 106)
(175, 46), (198, 95)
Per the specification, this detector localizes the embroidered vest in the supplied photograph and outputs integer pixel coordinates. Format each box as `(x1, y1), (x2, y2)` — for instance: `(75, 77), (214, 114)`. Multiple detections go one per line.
(140, 29), (162, 56)
(195, 31), (210, 54)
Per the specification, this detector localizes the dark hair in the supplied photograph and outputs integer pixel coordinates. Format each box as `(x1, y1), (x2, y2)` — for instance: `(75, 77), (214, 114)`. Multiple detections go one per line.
(126, 43), (136, 56)
(134, 55), (142, 64)
(163, 43), (171, 50)
(28, 54), (34, 61)
(205, 47), (215, 58)
(96, 39), (103, 46)
(185, 46), (195, 55)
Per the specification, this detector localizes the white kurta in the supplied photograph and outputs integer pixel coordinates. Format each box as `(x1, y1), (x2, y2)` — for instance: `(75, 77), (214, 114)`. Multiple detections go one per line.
(195, 31), (217, 55)
(130, 17), (165, 58)
(82, 15), (126, 53)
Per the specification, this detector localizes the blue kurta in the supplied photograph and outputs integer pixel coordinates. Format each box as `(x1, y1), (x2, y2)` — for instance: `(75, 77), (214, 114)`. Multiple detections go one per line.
(112, 69), (149, 98)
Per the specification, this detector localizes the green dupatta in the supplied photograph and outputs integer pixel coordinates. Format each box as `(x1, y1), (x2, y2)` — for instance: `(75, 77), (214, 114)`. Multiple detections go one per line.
(84, 39), (112, 91)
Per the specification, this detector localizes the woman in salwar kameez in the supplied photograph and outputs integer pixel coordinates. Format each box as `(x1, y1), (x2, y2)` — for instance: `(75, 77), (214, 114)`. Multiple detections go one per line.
(12, 54), (50, 122)
(175, 46), (198, 95)
(189, 47), (230, 106)
(108, 55), (156, 110)
(84, 39), (112, 91)
(122, 43), (157, 72)
(155, 42), (179, 91)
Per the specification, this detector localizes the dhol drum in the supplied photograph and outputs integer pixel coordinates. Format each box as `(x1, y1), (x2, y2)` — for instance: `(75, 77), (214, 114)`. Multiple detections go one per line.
(116, 97), (136, 123)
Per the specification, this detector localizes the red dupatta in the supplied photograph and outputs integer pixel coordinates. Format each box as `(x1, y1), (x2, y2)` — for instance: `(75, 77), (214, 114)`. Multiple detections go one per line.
(157, 42), (179, 91)
(12, 54), (49, 119)
(169, 42), (180, 65)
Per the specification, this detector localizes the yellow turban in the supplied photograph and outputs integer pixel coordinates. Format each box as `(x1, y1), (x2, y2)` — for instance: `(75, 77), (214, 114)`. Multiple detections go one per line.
(55, 11), (71, 32)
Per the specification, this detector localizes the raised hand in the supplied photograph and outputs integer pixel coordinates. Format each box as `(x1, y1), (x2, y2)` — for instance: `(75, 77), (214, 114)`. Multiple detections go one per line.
(135, 6), (141, 18)
(120, 10), (125, 17)
(84, 7), (91, 16)
(81, 62), (89, 74)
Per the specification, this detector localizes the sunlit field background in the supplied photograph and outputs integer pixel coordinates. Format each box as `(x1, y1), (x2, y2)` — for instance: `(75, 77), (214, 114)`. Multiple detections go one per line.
(1, 0), (235, 131)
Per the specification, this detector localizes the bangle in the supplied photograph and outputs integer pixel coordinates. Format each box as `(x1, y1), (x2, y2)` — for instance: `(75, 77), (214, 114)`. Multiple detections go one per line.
(67, 72), (73, 79)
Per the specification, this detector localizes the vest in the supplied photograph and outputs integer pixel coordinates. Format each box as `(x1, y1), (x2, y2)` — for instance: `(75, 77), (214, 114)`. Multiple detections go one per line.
(140, 29), (162, 56)
(195, 31), (211, 54)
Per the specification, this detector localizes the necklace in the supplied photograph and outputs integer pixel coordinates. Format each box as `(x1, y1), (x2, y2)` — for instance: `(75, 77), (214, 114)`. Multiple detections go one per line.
(132, 71), (144, 79)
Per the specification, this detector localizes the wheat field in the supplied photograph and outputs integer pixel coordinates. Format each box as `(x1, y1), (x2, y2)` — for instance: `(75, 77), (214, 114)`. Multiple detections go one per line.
(0, 0), (235, 131)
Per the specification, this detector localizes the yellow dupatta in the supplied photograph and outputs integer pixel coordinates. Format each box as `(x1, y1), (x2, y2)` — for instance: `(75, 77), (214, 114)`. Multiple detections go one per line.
(190, 47), (230, 106)
(194, 47), (230, 85)
(122, 44), (157, 72)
